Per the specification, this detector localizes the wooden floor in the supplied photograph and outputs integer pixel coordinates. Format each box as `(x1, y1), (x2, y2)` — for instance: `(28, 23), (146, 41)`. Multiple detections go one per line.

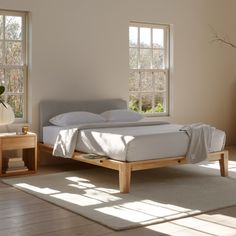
(1, 148), (236, 236)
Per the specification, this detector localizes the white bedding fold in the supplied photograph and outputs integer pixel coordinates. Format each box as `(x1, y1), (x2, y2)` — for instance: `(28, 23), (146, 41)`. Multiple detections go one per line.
(180, 123), (215, 163)
(53, 128), (78, 158)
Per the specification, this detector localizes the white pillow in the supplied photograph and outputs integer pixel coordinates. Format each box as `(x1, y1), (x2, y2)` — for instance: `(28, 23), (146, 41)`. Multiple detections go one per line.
(100, 109), (144, 122)
(49, 111), (105, 126)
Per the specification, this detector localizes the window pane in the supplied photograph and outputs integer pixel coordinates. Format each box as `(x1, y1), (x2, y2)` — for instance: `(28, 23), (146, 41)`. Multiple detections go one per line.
(129, 93), (139, 112)
(0, 15), (3, 39)
(154, 71), (166, 112)
(7, 95), (23, 118)
(0, 69), (4, 83)
(129, 71), (139, 92)
(140, 72), (153, 92)
(141, 93), (153, 113)
(5, 16), (22, 40)
(154, 94), (165, 113)
(0, 11), (27, 121)
(129, 27), (138, 47)
(153, 28), (164, 48)
(5, 41), (23, 65)
(140, 27), (151, 48)
(5, 69), (24, 93)
(128, 23), (169, 115)
(153, 71), (166, 92)
(0, 42), (3, 64)
(153, 49), (164, 69)
(129, 48), (138, 69)
(140, 49), (151, 69)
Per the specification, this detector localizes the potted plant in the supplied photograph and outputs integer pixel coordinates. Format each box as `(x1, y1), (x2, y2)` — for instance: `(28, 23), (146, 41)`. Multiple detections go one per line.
(0, 85), (14, 125)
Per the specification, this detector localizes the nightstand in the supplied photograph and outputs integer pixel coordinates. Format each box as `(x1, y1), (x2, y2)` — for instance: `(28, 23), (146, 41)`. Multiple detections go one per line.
(0, 132), (37, 177)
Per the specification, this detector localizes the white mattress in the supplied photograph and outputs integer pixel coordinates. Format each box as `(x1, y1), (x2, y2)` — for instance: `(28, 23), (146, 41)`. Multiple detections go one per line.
(43, 124), (226, 162)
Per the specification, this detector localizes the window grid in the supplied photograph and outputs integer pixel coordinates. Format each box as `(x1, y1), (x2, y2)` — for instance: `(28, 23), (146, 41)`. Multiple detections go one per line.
(129, 22), (170, 115)
(0, 10), (27, 121)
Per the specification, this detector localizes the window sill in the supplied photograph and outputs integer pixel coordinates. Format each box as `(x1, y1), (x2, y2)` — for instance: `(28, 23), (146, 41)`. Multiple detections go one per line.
(142, 115), (172, 123)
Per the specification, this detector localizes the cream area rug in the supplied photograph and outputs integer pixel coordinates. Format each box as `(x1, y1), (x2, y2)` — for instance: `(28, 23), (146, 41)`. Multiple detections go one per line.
(2, 161), (236, 231)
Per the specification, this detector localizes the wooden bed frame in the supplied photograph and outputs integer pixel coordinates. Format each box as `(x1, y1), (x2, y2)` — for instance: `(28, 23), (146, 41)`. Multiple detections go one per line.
(38, 99), (229, 193)
(38, 143), (228, 193)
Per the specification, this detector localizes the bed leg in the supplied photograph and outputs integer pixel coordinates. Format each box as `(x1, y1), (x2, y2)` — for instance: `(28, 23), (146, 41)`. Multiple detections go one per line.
(37, 143), (41, 166)
(119, 163), (131, 193)
(219, 151), (228, 177)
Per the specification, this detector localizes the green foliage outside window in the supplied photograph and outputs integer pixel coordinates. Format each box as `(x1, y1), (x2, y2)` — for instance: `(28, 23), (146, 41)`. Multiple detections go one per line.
(129, 96), (164, 113)
(129, 99), (139, 112)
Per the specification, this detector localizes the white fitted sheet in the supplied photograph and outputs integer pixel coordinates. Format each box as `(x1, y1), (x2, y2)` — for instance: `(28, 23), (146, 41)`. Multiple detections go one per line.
(43, 124), (226, 162)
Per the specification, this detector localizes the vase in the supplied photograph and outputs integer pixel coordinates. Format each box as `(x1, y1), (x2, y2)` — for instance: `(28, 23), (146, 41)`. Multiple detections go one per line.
(0, 103), (15, 125)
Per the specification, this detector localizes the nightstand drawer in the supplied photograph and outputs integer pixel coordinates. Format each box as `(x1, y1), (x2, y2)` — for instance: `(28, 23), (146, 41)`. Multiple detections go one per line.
(1, 136), (35, 150)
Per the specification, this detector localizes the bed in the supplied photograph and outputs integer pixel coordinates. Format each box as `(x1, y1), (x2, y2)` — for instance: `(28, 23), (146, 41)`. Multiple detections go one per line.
(38, 99), (228, 193)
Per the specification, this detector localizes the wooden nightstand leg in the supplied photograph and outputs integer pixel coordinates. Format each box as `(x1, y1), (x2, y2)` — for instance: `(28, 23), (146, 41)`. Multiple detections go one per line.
(34, 142), (38, 171)
(23, 148), (37, 172)
(0, 150), (2, 176)
(37, 143), (41, 167)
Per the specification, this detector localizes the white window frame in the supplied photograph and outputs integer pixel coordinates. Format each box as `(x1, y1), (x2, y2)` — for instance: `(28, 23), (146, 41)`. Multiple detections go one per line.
(129, 21), (170, 116)
(0, 10), (28, 122)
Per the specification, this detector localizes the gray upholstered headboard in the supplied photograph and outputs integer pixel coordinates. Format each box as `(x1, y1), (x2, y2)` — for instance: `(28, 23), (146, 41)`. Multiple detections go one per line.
(39, 98), (127, 142)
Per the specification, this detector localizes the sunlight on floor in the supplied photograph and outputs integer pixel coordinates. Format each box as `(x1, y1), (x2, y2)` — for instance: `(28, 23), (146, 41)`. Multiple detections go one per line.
(95, 199), (197, 224)
(15, 183), (60, 194)
(66, 176), (96, 189)
(14, 177), (200, 224)
(146, 213), (236, 235)
(68, 182), (95, 189)
(51, 192), (102, 206)
(95, 187), (120, 194)
(15, 176), (121, 207)
(83, 189), (121, 202)
(12, 169), (236, 230)
(65, 176), (90, 182)
(14, 179), (203, 224)
(200, 160), (236, 172)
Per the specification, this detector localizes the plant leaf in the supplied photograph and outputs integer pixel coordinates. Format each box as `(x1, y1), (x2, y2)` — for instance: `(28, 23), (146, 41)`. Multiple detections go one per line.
(0, 86), (5, 95)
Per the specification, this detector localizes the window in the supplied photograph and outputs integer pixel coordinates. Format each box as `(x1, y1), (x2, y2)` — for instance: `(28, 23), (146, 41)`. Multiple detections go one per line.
(0, 10), (27, 121)
(129, 22), (170, 115)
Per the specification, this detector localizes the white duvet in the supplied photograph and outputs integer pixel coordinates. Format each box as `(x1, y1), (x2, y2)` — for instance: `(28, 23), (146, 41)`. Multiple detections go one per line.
(50, 121), (225, 164)
(52, 121), (168, 159)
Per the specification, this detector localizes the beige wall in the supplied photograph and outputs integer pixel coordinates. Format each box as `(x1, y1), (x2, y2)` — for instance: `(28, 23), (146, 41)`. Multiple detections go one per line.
(0, 0), (236, 144)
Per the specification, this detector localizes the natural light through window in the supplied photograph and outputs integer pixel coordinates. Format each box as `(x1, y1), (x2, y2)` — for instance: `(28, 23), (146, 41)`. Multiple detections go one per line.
(15, 179), (202, 223)
(0, 10), (28, 121)
(96, 200), (195, 224)
(146, 213), (236, 235)
(12, 171), (236, 232)
(51, 193), (102, 206)
(15, 183), (60, 194)
(129, 22), (170, 115)
(80, 130), (134, 154)
(200, 160), (236, 172)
